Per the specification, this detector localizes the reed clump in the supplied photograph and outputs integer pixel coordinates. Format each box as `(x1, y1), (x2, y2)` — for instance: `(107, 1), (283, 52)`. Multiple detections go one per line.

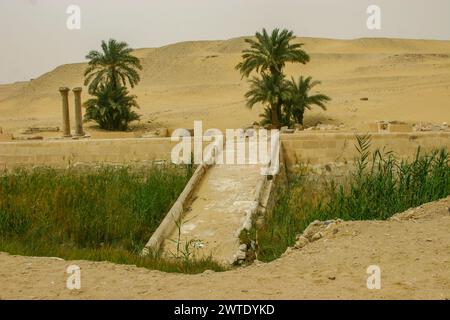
(257, 135), (450, 261)
(0, 165), (225, 273)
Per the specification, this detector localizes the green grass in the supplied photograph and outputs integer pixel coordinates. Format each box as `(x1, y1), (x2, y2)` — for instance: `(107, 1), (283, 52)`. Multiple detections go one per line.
(0, 165), (225, 273)
(257, 136), (450, 262)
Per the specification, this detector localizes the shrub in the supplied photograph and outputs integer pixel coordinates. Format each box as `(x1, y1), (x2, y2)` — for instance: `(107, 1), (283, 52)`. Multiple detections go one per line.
(84, 84), (140, 131)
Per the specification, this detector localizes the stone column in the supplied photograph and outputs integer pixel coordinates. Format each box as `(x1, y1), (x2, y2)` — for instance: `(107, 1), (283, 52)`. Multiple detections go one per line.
(73, 87), (84, 136)
(59, 87), (71, 137)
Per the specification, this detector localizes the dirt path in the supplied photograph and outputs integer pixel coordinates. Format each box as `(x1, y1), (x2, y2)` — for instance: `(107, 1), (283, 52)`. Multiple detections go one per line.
(1, 197), (449, 300)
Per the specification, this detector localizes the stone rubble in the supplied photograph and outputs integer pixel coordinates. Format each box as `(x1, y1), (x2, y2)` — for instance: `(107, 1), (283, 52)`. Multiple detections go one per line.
(413, 122), (449, 132)
(293, 218), (344, 250)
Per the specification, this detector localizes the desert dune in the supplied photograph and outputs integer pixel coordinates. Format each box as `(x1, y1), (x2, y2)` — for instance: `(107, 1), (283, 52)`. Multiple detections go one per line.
(0, 37), (449, 137)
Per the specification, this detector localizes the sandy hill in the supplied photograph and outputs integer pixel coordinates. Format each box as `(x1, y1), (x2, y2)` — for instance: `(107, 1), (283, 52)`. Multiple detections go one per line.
(1, 37), (450, 136)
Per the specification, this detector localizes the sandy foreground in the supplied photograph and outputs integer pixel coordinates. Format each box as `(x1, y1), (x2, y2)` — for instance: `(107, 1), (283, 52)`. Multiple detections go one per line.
(0, 197), (449, 300)
(0, 37), (450, 137)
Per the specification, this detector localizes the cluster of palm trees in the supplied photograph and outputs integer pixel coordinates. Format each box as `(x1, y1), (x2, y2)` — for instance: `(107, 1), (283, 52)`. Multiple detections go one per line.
(83, 39), (142, 131)
(82, 29), (329, 132)
(236, 28), (330, 129)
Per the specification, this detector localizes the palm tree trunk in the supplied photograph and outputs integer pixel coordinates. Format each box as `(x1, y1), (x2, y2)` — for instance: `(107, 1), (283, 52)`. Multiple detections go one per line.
(296, 109), (304, 125)
(271, 104), (280, 129)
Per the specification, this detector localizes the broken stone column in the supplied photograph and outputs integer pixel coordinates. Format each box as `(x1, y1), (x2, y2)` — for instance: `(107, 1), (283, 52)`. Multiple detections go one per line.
(72, 87), (84, 136)
(59, 87), (71, 137)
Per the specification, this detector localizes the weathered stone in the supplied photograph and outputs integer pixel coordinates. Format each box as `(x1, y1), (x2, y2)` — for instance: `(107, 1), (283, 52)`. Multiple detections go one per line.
(253, 260), (265, 266)
(73, 87), (84, 136)
(303, 220), (322, 240)
(19, 126), (60, 134)
(236, 251), (246, 260)
(294, 235), (309, 249)
(311, 232), (323, 241)
(59, 87), (71, 137)
(13, 135), (43, 141)
(239, 244), (248, 252)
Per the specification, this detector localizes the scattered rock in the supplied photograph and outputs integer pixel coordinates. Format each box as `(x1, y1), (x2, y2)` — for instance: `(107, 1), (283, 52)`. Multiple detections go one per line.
(413, 122), (449, 132)
(298, 219), (343, 244)
(294, 235), (309, 249)
(253, 259), (265, 266)
(239, 244), (248, 252)
(311, 232), (323, 241)
(303, 220), (322, 240)
(236, 251), (246, 261)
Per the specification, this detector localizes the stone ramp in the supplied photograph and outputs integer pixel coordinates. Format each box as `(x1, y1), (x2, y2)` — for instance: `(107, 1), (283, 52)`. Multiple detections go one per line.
(162, 164), (262, 265)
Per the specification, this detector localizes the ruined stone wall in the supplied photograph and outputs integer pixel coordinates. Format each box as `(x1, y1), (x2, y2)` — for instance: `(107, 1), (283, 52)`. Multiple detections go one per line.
(0, 138), (175, 169)
(1, 132), (449, 170)
(281, 132), (450, 171)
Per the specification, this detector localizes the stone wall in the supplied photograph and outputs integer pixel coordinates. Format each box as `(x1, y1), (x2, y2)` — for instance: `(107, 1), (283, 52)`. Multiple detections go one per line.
(1, 132), (449, 170)
(281, 132), (450, 170)
(0, 138), (175, 169)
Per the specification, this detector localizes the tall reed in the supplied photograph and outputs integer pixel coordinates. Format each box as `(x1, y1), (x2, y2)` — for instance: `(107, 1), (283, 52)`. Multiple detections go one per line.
(0, 165), (225, 273)
(257, 138), (450, 262)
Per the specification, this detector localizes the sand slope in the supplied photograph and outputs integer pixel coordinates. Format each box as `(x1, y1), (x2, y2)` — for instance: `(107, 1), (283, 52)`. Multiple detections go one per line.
(0, 37), (449, 136)
(0, 196), (449, 300)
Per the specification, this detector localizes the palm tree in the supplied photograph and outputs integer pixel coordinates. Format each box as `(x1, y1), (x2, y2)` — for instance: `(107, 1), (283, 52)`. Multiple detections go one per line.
(236, 28), (310, 128)
(84, 39), (142, 94)
(245, 73), (290, 128)
(236, 28), (310, 78)
(84, 82), (139, 131)
(285, 76), (331, 125)
(259, 106), (291, 128)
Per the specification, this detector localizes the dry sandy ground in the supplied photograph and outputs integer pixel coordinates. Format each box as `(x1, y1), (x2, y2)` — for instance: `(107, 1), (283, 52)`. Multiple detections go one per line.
(0, 37), (450, 138)
(1, 197), (449, 300)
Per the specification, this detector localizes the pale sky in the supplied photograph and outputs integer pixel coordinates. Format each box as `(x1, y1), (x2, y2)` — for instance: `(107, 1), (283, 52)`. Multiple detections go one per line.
(1, 0), (449, 84)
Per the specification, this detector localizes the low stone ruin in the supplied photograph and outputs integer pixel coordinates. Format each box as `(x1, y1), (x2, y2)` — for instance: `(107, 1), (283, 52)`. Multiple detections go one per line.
(18, 126), (60, 135)
(413, 122), (449, 132)
(369, 121), (449, 133)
